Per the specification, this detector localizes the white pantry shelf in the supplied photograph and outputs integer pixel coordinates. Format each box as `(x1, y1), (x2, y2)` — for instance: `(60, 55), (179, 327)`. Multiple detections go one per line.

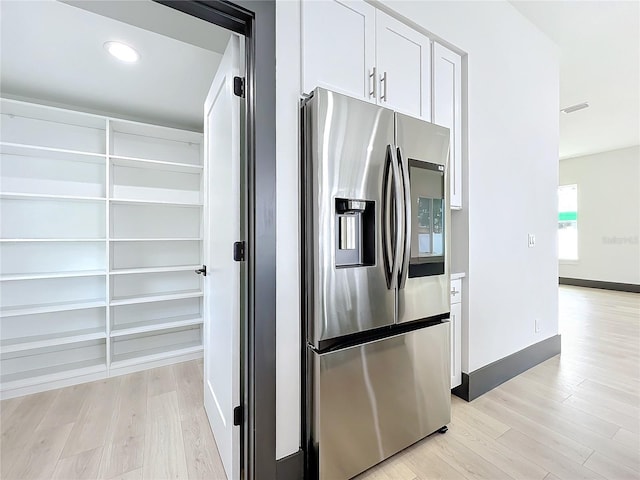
(0, 361), (106, 389)
(110, 343), (203, 369)
(0, 142), (107, 163)
(109, 265), (200, 275)
(0, 97), (204, 397)
(110, 315), (203, 337)
(0, 270), (106, 282)
(0, 238), (106, 243)
(109, 198), (202, 207)
(0, 192), (106, 202)
(0, 299), (107, 318)
(110, 155), (202, 173)
(109, 238), (202, 242)
(109, 290), (203, 307)
(0, 328), (106, 354)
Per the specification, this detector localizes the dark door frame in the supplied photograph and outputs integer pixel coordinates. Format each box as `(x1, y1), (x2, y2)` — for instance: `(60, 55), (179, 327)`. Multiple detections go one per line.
(154, 1), (277, 479)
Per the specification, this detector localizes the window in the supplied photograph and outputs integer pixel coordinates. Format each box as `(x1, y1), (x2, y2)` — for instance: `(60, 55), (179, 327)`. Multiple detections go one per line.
(558, 184), (578, 260)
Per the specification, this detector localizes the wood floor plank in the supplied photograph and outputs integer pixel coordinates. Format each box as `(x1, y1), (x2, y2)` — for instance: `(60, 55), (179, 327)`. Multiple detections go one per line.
(544, 473), (563, 480)
(0, 396), (23, 422)
(428, 432), (514, 480)
(5, 422), (73, 480)
(562, 394), (640, 434)
(143, 391), (189, 480)
(496, 429), (605, 480)
(106, 467), (143, 480)
(61, 377), (120, 458)
(451, 396), (510, 439)
(471, 396), (594, 465)
(109, 371), (148, 441)
(569, 387), (640, 421)
(51, 446), (103, 480)
(447, 418), (548, 480)
(1, 389), (59, 476)
(577, 379), (640, 409)
(500, 373), (574, 403)
(483, 387), (620, 440)
(147, 365), (177, 397)
(374, 460), (418, 480)
(98, 435), (144, 480)
(584, 451), (640, 480)
(612, 427), (639, 450)
(39, 382), (90, 429)
(181, 407), (226, 480)
(174, 360), (204, 421)
(402, 445), (472, 480)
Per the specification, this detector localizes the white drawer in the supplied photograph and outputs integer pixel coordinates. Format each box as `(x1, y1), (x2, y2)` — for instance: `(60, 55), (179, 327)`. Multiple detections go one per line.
(450, 278), (462, 305)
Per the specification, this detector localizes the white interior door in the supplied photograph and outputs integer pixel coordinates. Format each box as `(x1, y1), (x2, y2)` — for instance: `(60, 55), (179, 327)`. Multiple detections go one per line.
(203, 34), (241, 480)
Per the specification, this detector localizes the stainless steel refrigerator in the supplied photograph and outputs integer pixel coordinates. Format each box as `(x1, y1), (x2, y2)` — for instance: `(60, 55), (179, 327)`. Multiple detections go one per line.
(302, 88), (452, 480)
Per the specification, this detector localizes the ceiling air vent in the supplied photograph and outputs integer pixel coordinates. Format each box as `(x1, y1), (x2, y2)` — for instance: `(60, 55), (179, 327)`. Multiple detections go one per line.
(561, 102), (589, 114)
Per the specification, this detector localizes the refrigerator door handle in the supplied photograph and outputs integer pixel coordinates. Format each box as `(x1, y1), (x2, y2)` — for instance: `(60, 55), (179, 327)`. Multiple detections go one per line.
(383, 145), (402, 290)
(397, 146), (411, 289)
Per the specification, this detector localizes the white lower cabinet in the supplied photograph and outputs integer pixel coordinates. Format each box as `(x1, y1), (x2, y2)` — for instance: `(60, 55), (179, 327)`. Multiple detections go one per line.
(450, 278), (462, 389)
(0, 98), (204, 399)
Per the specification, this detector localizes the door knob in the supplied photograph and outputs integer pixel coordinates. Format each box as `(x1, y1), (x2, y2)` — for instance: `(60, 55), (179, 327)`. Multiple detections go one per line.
(195, 265), (207, 276)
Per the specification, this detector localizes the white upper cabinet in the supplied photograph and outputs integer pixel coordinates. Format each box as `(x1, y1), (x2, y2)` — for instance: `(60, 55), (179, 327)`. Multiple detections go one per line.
(302, 2), (465, 208)
(375, 11), (431, 120)
(433, 42), (462, 209)
(302, 0), (376, 101)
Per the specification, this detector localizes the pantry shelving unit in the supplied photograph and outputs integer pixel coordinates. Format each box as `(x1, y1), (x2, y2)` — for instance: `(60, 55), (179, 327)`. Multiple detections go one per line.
(0, 98), (205, 398)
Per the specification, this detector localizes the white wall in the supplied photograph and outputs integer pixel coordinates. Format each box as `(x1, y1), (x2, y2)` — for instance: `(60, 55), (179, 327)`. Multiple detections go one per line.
(559, 146), (640, 285)
(275, 0), (559, 459)
(275, 0), (302, 460)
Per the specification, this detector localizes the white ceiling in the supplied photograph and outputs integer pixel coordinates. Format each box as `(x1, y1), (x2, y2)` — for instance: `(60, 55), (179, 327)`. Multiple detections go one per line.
(510, 0), (640, 159)
(0, 0), (230, 131)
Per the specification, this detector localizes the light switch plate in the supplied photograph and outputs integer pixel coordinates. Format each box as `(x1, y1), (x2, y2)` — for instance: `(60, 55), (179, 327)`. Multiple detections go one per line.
(528, 233), (536, 248)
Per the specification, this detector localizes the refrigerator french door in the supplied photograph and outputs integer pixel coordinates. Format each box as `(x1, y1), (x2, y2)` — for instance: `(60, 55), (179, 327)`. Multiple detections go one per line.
(303, 88), (451, 480)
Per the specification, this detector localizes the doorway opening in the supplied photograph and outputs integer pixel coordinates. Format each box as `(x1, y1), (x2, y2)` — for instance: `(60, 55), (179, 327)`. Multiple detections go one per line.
(0, 0), (269, 478)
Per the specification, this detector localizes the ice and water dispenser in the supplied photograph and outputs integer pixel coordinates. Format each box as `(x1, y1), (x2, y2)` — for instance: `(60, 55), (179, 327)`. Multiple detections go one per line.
(334, 198), (375, 268)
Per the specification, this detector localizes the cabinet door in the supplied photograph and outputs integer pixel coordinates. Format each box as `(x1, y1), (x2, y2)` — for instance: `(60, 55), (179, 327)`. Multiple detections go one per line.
(375, 11), (431, 120)
(302, 0), (376, 101)
(450, 301), (462, 389)
(433, 42), (462, 209)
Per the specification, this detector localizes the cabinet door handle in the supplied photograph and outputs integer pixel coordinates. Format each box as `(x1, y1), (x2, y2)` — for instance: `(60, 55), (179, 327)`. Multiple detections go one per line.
(369, 67), (377, 99)
(451, 289), (459, 295)
(380, 71), (388, 102)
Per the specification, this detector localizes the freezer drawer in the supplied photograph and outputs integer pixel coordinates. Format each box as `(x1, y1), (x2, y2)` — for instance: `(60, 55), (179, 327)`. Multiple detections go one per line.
(308, 322), (450, 480)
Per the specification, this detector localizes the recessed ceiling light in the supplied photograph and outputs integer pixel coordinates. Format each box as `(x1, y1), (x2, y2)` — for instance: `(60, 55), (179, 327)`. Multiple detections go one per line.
(104, 41), (140, 63)
(560, 102), (589, 114)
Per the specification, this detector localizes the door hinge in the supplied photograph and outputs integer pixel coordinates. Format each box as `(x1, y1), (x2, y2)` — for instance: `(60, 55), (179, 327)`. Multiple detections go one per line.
(233, 76), (245, 98)
(233, 241), (246, 262)
(233, 405), (243, 426)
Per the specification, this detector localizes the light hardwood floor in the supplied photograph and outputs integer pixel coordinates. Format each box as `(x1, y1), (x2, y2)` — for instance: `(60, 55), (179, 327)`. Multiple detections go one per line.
(0, 359), (226, 480)
(1, 285), (638, 480)
(357, 286), (640, 480)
